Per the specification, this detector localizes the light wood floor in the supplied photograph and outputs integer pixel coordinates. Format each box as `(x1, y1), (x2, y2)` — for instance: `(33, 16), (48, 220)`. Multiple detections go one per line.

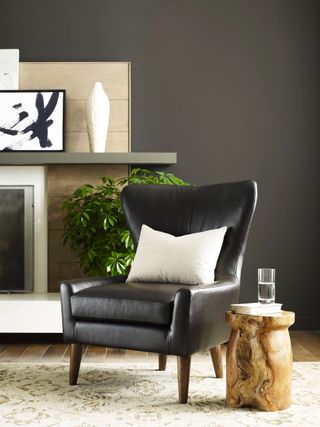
(0, 331), (319, 363)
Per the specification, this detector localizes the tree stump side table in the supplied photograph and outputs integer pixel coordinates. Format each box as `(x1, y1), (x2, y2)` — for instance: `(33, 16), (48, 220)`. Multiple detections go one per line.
(225, 310), (295, 411)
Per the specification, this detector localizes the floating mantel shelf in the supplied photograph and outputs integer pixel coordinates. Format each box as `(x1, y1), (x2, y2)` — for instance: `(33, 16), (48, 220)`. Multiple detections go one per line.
(0, 152), (177, 166)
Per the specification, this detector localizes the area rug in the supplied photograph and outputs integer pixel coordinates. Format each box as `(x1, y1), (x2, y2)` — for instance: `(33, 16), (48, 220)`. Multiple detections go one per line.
(0, 361), (319, 426)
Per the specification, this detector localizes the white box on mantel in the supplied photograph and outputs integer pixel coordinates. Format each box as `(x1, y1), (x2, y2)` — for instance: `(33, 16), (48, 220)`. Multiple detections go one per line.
(0, 49), (19, 89)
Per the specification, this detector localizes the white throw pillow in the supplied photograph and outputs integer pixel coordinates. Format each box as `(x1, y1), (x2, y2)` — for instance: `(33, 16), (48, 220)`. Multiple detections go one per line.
(126, 224), (227, 285)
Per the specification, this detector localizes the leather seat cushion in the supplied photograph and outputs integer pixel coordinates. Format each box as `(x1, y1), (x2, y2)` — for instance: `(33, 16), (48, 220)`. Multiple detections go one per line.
(70, 282), (189, 326)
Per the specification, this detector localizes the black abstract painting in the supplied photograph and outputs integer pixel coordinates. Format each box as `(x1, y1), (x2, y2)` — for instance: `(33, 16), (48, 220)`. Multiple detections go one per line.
(0, 90), (65, 151)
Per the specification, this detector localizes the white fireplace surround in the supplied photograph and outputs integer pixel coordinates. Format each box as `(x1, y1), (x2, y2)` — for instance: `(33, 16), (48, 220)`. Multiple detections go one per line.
(0, 166), (47, 293)
(0, 166), (60, 333)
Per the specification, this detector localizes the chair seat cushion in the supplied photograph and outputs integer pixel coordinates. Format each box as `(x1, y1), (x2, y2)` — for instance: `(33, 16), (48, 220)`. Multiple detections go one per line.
(70, 282), (188, 326)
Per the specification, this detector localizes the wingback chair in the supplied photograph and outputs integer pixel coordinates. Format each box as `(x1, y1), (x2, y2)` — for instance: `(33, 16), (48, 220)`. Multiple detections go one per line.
(60, 180), (257, 403)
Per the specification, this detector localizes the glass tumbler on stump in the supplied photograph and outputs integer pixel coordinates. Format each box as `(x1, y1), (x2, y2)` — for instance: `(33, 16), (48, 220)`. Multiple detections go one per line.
(258, 268), (275, 304)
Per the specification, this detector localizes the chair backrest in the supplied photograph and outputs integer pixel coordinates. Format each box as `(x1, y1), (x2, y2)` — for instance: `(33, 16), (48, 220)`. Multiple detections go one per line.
(121, 180), (257, 282)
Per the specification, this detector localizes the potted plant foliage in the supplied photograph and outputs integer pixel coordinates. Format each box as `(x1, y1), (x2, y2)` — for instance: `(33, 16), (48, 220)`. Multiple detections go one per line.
(63, 168), (189, 276)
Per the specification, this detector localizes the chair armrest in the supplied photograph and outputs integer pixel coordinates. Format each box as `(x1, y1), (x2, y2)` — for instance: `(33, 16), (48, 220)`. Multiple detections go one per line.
(168, 279), (239, 356)
(61, 275), (127, 294)
(60, 275), (126, 342)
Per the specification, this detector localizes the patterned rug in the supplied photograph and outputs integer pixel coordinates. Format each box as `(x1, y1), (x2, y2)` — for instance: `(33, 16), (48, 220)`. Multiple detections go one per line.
(0, 361), (319, 426)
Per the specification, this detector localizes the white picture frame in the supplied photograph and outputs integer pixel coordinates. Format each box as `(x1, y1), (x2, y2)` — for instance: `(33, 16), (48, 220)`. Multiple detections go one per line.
(0, 90), (65, 151)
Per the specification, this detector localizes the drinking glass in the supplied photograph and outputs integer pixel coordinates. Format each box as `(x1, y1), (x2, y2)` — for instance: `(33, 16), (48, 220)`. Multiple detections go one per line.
(258, 268), (275, 304)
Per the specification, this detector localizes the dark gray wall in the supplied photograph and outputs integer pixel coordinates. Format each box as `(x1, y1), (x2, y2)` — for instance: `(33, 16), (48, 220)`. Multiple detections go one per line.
(1, 0), (320, 328)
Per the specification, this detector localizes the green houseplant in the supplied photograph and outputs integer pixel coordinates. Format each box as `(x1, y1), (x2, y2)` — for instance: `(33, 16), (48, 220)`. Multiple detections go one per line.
(63, 168), (189, 277)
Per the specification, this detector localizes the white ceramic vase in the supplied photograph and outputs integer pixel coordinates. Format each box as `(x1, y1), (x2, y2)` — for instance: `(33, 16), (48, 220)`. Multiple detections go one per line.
(86, 82), (110, 152)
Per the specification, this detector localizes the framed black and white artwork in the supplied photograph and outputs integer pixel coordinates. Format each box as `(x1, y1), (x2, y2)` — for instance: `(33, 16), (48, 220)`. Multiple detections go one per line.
(0, 90), (65, 151)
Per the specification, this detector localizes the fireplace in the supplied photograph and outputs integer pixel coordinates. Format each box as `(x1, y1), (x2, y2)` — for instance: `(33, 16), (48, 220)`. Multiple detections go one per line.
(0, 186), (34, 292)
(0, 166), (47, 294)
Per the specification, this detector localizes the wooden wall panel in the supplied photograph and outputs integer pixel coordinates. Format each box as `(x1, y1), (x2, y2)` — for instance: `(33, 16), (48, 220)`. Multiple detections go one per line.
(20, 62), (129, 99)
(48, 262), (84, 292)
(20, 62), (131, 153)
(19, 62), (131, 292)
(47, 164), (128, 292)
(65, 100), (129, 132)
(47, 197), (66, 230)
(65, 132), (129, 153)
(48, 230), (78, 263)
(47, 164), (128, 198)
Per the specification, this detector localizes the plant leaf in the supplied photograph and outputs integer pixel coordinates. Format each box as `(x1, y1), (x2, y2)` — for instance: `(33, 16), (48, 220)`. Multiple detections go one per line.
(62, 168), (189, 276)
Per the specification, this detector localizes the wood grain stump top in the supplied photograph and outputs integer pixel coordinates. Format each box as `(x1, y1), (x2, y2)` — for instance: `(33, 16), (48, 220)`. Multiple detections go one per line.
(225, 310), (295, 411)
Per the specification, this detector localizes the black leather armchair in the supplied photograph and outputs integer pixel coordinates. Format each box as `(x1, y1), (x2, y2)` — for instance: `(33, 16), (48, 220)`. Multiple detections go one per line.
(60, 180), (257, 403)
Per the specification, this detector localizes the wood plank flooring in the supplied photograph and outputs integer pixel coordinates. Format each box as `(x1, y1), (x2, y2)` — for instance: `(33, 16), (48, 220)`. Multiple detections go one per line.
(0, 331), (319, 363)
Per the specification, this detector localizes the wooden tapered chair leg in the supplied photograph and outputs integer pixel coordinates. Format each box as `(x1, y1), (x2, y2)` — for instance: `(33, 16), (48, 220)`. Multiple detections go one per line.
(177, 355), (191, 403)
(209, 345), (223, 378)
(158, 354), (167, 371)
(69, 343), (83, 385)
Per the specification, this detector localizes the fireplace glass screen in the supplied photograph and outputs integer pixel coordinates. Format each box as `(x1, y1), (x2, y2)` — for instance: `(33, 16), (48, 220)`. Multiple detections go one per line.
(0, 186), (34, 292)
